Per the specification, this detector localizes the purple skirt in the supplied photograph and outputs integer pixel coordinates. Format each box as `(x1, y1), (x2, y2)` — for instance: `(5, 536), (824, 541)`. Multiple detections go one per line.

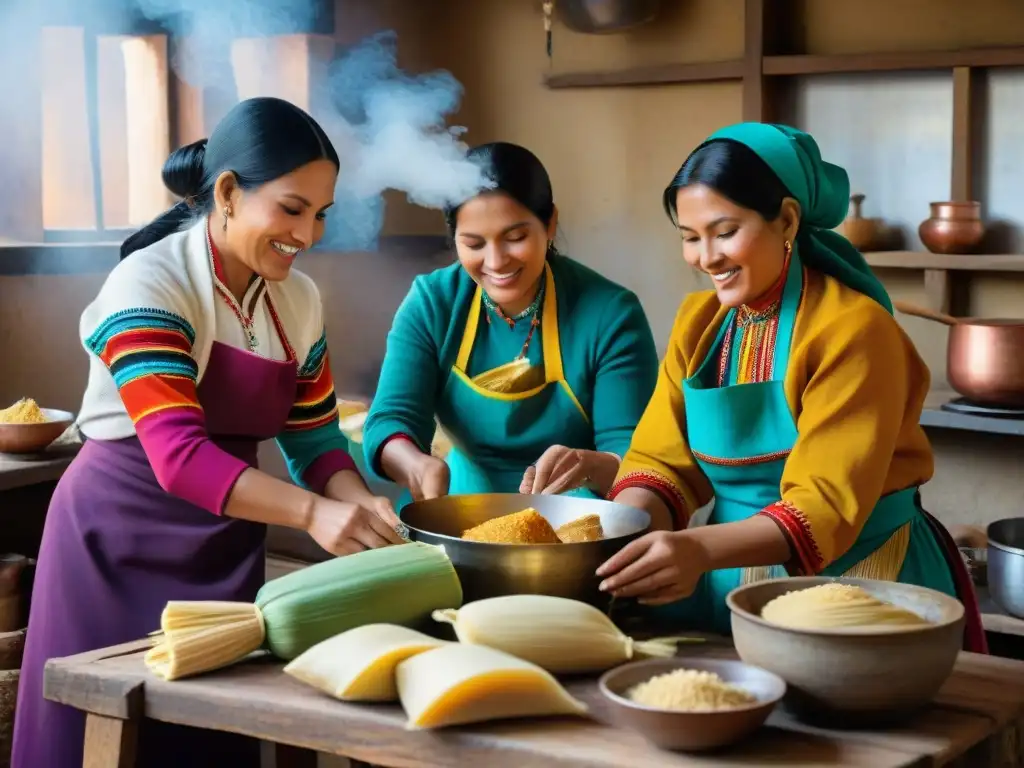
(11, 436), (266, 768)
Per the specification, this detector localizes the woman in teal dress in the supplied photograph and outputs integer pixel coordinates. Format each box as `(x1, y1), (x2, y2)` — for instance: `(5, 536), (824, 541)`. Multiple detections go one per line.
(595, 123), (987, 652)
(363, 142), (659, 505)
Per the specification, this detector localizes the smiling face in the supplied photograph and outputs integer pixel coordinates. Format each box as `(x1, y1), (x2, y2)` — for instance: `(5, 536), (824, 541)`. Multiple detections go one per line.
(673, 183), (800, 307)
(214, 159), (337, 287)
(453, 192), (556, 316)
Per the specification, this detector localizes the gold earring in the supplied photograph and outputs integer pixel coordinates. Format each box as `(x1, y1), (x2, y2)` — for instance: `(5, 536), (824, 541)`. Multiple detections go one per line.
(222, 206), (231, 232)
(784, 239), (792, 259)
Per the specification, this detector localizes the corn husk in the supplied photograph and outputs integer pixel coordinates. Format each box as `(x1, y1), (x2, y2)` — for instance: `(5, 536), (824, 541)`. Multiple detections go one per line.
(434, 594), (700, 674)
(145, 542), (463, 681)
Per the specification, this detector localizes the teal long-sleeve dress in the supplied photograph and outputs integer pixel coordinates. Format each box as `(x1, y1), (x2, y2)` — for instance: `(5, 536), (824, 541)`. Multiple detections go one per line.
(362, 254), (659, 502)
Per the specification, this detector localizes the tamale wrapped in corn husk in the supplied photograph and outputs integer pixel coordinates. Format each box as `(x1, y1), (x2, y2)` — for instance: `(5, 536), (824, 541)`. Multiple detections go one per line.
(145, 542), (463, 681)
(284, 624), (448, 702)
(434, 594), (701, 674)
(396, 643), (588, 730)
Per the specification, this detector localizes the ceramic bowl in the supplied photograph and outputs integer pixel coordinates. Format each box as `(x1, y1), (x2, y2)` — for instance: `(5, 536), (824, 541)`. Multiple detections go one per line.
(598, 657), (785, 751)
(0, 408), (74, 454)
(727, 577), (964, 726)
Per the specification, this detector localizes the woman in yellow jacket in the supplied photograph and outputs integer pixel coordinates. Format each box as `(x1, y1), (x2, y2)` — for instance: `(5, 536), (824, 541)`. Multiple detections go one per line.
(596, 122), (986, 652)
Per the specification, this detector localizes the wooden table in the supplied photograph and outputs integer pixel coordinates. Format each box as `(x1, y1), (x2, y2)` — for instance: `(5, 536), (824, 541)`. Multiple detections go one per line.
(0, 444), (77, 492)
(44, 638), (1024, 768)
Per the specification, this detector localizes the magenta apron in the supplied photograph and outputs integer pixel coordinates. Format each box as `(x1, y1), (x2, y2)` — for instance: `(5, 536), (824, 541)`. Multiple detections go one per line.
(12, 341), (296, 768)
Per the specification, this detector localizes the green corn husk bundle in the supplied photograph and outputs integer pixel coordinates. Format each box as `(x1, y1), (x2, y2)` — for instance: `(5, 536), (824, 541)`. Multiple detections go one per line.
(144, 542), (463, 681)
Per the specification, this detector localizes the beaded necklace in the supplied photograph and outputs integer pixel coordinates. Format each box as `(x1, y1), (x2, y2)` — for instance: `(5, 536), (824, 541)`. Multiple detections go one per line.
(206, 223), (294, 360)
(481, 280), (545, 361)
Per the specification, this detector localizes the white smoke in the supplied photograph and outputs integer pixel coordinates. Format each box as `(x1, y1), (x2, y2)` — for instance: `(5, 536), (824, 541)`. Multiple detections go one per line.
(4, 0), (493, 250)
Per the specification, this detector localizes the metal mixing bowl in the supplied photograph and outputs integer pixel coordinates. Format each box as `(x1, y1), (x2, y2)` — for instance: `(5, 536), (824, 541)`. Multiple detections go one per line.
(399, 493), (650, 605)
(988, 517), (1024, 618)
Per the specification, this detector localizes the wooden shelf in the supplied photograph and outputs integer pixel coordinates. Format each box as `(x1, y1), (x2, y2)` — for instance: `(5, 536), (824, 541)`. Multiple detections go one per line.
(865, 251), (1024, 272)
(542, 45), (1024, 91)
(921, 390), (1024, 437)
(763, 46), (1024, 76)
(542, 59), (743, 89)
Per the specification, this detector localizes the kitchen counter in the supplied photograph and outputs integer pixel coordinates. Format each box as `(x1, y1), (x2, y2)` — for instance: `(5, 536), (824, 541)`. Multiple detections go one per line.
(0, 444), (78, 492)
(45, 636), (1024, 767)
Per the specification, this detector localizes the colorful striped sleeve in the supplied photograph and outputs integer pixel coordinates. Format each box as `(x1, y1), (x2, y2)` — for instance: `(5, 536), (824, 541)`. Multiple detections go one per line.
(85, 308), (251, 515)
(275, 328), (358, 495)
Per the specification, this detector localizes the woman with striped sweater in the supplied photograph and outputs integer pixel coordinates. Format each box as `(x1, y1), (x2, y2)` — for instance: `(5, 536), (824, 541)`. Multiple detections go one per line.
(13, 97), (401, 768)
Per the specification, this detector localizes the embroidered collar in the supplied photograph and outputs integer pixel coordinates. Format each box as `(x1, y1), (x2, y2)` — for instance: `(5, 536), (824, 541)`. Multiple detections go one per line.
(737, 250), (790, 327)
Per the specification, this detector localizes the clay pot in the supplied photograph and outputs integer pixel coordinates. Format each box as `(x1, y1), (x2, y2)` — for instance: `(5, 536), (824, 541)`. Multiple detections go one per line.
(840, 193), (884, 251)
(918, 201), (985, 254)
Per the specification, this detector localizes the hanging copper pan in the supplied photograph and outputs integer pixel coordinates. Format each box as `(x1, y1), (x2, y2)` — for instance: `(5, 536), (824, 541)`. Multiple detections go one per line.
(894, 301), (1024, 408)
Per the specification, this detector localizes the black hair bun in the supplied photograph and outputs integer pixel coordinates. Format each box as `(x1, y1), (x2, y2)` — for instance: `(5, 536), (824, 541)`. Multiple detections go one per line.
(162, 139), (208, 199)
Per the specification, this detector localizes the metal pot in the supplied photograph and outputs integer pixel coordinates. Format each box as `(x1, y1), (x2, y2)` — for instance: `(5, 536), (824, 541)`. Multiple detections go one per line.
(987, 518), (1024, 619)
(894, 301), (1024, 407)
(400, 493), (650, 606)
(556, 0), (662, 34)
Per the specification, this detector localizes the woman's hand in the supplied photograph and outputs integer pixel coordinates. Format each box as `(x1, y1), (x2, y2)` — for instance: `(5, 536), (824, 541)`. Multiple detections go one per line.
(306, 496), (405, 556)
(595, 530), (710, 605)
(406, 454), (451, 501)
(520, 446), (620, 495)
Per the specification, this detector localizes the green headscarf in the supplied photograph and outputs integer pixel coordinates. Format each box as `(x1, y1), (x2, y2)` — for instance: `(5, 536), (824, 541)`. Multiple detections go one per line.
(705, 122), (893, 314)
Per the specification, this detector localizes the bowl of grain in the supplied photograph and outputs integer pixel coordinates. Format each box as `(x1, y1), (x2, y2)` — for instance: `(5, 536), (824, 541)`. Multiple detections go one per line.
(0, 398), (74, 454)
(727, 577), (965, 725)
(598, 657), (785, 751)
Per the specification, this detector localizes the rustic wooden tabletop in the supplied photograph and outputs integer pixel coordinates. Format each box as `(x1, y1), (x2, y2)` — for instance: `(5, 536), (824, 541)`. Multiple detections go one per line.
(42, 635), (1024, 768)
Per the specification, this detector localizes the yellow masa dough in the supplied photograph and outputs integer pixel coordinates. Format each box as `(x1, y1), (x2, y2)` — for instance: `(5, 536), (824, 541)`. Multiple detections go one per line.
(0, 398), (47, 424)
(395, 643), (588, 730)
(284, 624), (448, 702)
(761, 583), (929, 630)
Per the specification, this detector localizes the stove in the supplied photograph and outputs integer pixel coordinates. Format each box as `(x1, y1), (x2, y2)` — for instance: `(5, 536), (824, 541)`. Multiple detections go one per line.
(940, 398), (1024, 419)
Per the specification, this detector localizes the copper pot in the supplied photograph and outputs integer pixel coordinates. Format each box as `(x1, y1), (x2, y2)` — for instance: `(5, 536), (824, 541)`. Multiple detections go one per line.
(918, 201), (985, 254)
(895, 302), (1024, 407)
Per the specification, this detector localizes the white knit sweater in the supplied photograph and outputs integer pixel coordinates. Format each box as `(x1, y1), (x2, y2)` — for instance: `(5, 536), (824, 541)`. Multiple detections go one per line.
(76, 218), (325, 440)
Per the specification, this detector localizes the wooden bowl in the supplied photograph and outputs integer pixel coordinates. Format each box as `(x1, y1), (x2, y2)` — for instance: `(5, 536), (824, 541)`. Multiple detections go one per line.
(727, 577), (964, 726)
(598, 657), (785, 751)
(0, 408), (73, 454)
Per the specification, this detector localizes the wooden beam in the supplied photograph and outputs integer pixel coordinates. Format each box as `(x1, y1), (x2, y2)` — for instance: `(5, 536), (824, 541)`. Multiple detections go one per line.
(231, 35), (336, 112)
(764, 46), (1024, 76)
(742, 0), (767, 122)
(922, 269), (952, 315)
(542, 60), (743, 89)
(951, 66), (982, 203)
(96, 36), (131, 230)
(122, 36), (173, 227)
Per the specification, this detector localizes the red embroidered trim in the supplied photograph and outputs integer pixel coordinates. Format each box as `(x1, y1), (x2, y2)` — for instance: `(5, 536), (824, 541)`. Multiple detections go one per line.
(691, 448), (791, 466)
(608, 470), (690, 527)
(759, 500), (824, 575)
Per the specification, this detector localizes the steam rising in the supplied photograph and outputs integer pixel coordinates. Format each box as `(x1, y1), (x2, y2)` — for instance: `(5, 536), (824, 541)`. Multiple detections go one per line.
(5, 0), (493, 249)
